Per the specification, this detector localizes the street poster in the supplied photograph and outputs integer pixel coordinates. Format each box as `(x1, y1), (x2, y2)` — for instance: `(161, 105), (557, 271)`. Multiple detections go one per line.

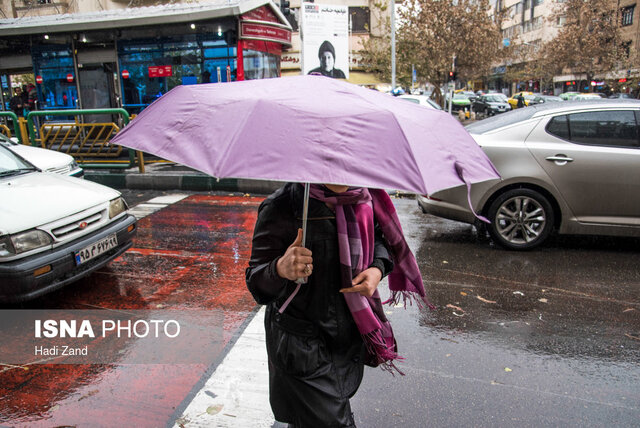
(301, 3), (349, 79)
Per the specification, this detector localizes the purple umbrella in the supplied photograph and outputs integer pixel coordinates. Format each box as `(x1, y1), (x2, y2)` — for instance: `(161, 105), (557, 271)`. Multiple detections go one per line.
(111, 75), (499, 247)
(112, 75), (497, 194)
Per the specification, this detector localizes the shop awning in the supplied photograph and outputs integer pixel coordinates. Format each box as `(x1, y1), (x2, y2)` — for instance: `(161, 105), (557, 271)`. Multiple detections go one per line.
(0, 0), (292, 36)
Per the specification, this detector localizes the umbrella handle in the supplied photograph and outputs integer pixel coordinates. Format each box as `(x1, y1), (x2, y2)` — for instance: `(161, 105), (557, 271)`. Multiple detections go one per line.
(295, 182), (310, 285)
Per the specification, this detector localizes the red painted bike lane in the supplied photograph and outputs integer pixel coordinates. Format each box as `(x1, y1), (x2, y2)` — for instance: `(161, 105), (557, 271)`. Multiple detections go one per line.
(0, 194), (263, 427)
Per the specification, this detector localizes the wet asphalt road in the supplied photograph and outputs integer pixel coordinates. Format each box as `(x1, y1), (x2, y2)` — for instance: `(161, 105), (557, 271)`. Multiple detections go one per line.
(1, 189), (637, 427)
(119, 190), (640, 427)
(354, 198), (639, 427)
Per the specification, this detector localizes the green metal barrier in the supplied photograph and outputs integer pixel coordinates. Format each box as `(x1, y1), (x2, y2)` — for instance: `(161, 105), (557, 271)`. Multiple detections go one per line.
(0, 111), (22, 143)
(25, 109), (143, 172)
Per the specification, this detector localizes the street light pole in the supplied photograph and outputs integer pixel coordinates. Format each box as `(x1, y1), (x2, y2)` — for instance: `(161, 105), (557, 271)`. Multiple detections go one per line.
(391, 0), (396, 89)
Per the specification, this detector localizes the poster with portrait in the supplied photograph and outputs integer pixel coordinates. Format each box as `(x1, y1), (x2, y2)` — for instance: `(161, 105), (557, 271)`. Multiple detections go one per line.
(301, 3), (349, 79)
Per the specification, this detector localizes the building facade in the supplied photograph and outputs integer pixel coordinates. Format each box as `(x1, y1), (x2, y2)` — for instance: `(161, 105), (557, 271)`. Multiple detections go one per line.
(492, 0), (640, 95)
(0, 0), (292, 116)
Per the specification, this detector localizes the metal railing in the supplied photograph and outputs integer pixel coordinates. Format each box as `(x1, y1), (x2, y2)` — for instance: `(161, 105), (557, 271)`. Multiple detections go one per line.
(0, 112), (22, 142)
(25, 109), (144, 172)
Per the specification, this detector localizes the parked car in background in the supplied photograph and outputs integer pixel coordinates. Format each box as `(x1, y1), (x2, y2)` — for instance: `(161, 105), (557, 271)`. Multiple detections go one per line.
(446, 93), (472, 111)
(507, 91), (537, 109)
(417, 100), (640, 250)
(472, 94), (512, 116)
(0, 133), (83, 178)
(529, 95), (563, 105)
(573, 93), (604, 101)
(559, 92), (581, 100)
(0, 144), (137, 302)
(456, 90), (478, 103)
(398, 94), (443, 110)
(609, 93), (634, 99)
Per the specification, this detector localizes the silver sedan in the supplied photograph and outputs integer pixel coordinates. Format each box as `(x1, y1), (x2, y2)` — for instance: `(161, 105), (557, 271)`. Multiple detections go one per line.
(418, 100), (640, 250)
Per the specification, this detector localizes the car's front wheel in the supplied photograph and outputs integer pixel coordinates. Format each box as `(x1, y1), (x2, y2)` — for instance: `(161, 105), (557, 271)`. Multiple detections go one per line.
(486, 188), (554, 250)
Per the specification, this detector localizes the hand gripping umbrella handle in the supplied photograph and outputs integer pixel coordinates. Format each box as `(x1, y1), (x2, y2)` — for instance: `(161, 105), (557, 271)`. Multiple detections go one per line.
(279, 183), (310, 315)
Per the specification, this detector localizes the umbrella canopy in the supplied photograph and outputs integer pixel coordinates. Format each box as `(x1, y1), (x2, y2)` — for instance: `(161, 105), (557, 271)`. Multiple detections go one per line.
(110, 75), (499, 195)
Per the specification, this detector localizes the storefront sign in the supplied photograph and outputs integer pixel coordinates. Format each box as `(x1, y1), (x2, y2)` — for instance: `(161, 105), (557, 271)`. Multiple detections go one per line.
(122, 70), (130, 79)
(148, 66), (173, 78)
(240, 22), (291, 45)
(301, 3), (349, 79)
(66, 73), (74, 82)
(35, 75), (43, 84)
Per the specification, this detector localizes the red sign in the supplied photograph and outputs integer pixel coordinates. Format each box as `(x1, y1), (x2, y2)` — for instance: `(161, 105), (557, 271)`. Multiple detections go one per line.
(148, 66), (173, 78)
(240, 22), (291, 45)
(619, 78), (627, 83)
(122, 70), (130, 79)
(241, 5), (279, 23)
(66, 73), (74, 82)
(35, 75), (43, 84)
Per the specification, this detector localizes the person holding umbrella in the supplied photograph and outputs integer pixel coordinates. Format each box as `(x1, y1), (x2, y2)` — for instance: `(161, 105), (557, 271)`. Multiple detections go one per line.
(246, 182), (431, 427)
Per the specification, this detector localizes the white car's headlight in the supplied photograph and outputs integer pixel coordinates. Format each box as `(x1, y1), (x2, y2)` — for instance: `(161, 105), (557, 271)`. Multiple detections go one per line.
(70, 159), (79, 170)
(0, 230), (53, 257)
(109, 197), (127, 219)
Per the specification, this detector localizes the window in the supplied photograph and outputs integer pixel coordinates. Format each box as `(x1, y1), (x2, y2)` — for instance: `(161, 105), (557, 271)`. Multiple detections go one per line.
(557, 15), (566, 26)
(534, 0), (543, 5)
(546, 115), (570, 140)
(546, 111), (639, 147)
(349, 7), (370, 33)
(622, 5), (635, 26)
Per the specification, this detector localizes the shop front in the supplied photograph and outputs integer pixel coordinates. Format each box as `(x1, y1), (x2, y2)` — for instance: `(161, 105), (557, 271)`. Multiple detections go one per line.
(0, 1), (292, 118)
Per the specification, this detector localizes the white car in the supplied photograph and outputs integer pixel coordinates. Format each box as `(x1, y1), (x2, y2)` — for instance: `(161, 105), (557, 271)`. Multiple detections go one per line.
(0, 133), (83, 177)
(398, 94), (443, 110)
(0, 144), (136, 302)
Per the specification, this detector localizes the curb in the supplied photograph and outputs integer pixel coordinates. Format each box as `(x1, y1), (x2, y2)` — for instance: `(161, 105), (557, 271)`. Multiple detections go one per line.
(85, 170), (283, 194)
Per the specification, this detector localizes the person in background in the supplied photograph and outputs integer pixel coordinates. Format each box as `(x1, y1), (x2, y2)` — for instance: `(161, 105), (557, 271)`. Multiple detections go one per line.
(27, 84), (38, 111)
(9, 87), (24, 118)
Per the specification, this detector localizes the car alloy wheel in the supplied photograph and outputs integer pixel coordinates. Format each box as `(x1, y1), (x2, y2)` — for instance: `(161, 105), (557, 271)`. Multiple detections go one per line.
(487, 188), (554, 250)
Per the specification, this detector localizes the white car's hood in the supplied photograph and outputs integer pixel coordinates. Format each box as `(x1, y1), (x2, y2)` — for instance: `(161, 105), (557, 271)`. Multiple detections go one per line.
(8, 144), (73, 171)
(0, 172), (120, 235)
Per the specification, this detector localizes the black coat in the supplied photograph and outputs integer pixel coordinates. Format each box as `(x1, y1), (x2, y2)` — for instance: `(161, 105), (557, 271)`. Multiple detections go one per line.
(245, 183), (393, 427)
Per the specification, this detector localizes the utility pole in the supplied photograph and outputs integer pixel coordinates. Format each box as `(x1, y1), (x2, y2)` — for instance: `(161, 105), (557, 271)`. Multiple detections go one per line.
(391, 0), (396, 90)
(448, 54), (456, 114)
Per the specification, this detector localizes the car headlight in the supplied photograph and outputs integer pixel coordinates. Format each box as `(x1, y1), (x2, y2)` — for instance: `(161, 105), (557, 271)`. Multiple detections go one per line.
(0, 230), (53, 258)
(69, 159), (80, 170)
(109, 197), (128, 219)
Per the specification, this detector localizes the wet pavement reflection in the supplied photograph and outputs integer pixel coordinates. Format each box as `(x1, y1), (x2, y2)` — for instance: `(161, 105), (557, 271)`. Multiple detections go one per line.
(0, 194), (262, 427)
(354, 198), (639, 427)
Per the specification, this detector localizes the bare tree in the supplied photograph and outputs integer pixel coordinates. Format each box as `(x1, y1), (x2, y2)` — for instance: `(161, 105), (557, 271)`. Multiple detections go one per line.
(359, 0), (502, 89)
(541, 0), (628, 91)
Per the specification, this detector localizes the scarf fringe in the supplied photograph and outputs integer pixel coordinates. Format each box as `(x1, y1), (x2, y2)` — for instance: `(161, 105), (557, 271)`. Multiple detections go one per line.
(383, 290), (437, 310)
(362, 330), (405, 376)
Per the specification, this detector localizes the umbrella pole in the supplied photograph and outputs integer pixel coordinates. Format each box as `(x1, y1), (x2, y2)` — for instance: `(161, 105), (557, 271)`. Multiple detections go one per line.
(294, 182), (310, 285)
(301, 182), (310, 247)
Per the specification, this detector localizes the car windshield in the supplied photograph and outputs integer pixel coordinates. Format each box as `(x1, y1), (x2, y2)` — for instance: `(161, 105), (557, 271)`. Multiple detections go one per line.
(484, 95), (504, 102)
(453, 94), (469, 99)
(401, 97), (420, 104)
(465, 107), (539, 134)
(426, 99), (443, 110)
(0, 144), (35, 176)
(524, 94), (538, 100)
(0, 134), (17, 147)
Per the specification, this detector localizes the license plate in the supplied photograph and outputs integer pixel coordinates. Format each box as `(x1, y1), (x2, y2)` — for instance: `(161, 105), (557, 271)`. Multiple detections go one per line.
(75, 234), (118, 265)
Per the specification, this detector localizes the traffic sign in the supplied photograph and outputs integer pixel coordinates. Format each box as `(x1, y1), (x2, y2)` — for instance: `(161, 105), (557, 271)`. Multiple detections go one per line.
(35, 75), (43, 84)
(122, 70), (130, 79)
(66, 73), (74, 82)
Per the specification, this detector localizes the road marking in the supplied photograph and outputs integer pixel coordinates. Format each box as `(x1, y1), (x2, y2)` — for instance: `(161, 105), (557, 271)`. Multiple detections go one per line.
(173, 307), (274, 428)
(127, 194), (190, 219)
